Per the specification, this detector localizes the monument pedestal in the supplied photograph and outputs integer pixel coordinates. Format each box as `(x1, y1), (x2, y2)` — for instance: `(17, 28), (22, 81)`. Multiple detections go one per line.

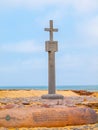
(41, 94), (64, 99)
(0, 107), (97, 127)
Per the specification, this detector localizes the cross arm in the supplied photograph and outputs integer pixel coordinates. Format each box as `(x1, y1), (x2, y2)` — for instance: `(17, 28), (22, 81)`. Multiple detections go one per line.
(44, 28), (50, 31)
(44, 28), (58, 32)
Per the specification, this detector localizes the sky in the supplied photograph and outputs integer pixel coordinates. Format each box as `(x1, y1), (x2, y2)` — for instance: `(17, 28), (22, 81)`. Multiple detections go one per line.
(0, 0), (98, 86)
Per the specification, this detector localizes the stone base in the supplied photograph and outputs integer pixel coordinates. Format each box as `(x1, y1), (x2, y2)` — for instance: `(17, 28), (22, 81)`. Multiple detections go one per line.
(0, 107), (97, 127)
(41, 94), (64, 99)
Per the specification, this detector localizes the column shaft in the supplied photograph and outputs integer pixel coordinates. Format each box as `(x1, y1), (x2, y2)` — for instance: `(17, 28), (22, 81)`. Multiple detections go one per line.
(48, 51), (55, 94)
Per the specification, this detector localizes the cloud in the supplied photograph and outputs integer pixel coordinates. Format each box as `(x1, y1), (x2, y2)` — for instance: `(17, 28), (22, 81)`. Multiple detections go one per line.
(0, 0), (98, 14)
(0, 0), (68, 10)
(21, 57), (47, 69)
(85, 16), (98, 38)
(57, 54), (81, 69)
(71, 0), (98, 13)
(77, 16), (98, 45)
(0, 40), (42, 53)
(57, 53), (98, 72)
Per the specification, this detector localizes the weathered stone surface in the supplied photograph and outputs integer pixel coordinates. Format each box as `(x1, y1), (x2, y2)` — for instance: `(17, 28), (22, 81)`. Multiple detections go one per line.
(0, 96), (97, 108)
(72, 90), (93, 96)
(4, 104), (16, 109)
(22, 101), (30, 105)
(45, 41), (58, 52)
(0, 107), (97, 127)
(82, 102), (98, 109)
(0, 104), (16, 110)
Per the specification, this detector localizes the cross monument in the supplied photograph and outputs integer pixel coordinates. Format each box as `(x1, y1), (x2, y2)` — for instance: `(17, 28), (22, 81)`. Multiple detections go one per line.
(41, 20), (64, 99)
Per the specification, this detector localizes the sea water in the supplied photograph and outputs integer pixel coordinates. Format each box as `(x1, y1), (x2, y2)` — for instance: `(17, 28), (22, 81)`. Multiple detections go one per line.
(0, 85), (98, 91)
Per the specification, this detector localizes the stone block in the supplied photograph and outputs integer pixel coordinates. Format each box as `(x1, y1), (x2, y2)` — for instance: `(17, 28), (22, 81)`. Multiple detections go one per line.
(45, 41), (58, 52)
(41, 94), (64, 99)
(0, 107), (97, 127)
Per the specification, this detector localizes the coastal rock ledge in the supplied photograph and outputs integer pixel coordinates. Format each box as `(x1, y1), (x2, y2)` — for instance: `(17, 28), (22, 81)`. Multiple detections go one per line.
(0, 107), (97, 127)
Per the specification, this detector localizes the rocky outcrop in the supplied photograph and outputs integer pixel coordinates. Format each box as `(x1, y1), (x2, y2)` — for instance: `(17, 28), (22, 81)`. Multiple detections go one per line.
(72, 90), (93, 96)
(0, 107), (97, 127)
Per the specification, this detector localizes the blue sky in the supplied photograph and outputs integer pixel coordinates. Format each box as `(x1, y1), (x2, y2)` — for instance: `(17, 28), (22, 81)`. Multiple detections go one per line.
(0, 0), (98, 86)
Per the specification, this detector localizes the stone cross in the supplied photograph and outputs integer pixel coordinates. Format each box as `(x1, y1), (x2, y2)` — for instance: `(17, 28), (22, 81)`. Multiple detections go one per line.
(44, 20), (58, 42)
(41, 20), (64, 99)
(45, 20), (58, 94)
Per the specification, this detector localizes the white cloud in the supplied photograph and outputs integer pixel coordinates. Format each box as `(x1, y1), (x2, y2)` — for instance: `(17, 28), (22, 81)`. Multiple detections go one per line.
(85, 16), (98, 37)
(0, 0), (68, 10)
(0, 40), (42, 53)
(57, 54), (81, 70)
(22, 57), (46, 69)
(57, 53), (98, 73)
(77, 16), (98, 45)
(71, 0), (98, 13)
(0, 0), (98, 14)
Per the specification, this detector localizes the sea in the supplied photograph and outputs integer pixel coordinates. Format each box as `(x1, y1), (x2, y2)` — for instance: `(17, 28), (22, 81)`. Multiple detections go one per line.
(0, 85), (98, 91)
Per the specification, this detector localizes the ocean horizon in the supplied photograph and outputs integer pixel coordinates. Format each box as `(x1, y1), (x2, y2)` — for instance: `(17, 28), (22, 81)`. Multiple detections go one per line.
(0, 85), (98, 91)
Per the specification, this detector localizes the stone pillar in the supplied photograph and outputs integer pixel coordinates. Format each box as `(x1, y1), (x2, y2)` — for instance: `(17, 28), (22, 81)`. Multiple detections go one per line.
(41, 20), (64, 99)
(48, 51), (55, 94)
